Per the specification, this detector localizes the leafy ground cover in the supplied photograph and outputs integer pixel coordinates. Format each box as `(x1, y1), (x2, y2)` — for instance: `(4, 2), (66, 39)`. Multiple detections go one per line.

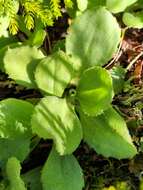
(1, 0), (143, 190)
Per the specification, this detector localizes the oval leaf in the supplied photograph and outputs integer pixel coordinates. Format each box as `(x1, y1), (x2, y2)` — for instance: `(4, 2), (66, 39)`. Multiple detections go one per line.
(66, 7), (121, 72)
(106, 0), (137, 13)
(31, 96), (82, 155)
(35, 51), (73, 97)
(80, 107), (137, 159)
(0, 98), (34, 165)
(77, 66), (114, 116)
(123, 11), (143, 29)
(41, 148), (84, 190)
(4, 45), (44, 88)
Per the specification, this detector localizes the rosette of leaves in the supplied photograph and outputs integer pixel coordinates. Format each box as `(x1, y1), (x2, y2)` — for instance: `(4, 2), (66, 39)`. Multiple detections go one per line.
(0, 7), (137, 190)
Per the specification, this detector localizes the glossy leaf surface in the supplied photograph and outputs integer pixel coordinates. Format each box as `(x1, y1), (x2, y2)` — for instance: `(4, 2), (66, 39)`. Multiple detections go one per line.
(77, 66), (114, 116)
(32, 96), (82, 155)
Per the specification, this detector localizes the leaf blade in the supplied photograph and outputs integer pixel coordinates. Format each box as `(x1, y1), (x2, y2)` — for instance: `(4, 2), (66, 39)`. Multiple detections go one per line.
(41, 148), (84, 190)
(31, 96), (82, 155)
(80, 107), (137, 159)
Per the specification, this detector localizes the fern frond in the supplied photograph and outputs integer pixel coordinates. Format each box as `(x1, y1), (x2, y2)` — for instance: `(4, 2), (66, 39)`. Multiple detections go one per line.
(24, 12), (35, 30)
(22, 0), (54, 29)
(64, 0), (73, 8)
(50, 0), (62, 18)
(37, 9), (54, 26)
(9, 16), (19, 35)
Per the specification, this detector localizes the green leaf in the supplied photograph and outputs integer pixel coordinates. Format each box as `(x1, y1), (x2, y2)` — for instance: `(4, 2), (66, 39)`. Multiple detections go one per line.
(77, 66), (114, 116)
(31, 96), (82, 155)
(41, 148), (84, 190)
(26, 19), (46, 47)
(77, 0), (88, 11)
(27, 29), (46, 47)
(110, 66), (125, 94)
(0, 98), (34, 165)
(80, 106), (137, 159)
(6, 157), (26, 190)
(66, 7), (121, 73)
(0, 15), (10, 37)
(88, 0), (106, 8)
(35, 51), (74, 97)
(4, 45), (44, 88)
(52, 40), (65, 52)
(123, 11), (143, 29)
(22, 167), (42, 190)
(106, 0), (137, 13)
(0, 41), (20, 71)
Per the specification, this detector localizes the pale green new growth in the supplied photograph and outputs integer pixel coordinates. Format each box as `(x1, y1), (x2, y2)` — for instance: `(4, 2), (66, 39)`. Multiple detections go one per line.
(77, 66), (114, 116)
(41, 148), (84, 190)
(106, 0), (137, 13)
(31, 96), (82, 155)
(123, 11), (143, 29)
(6, 157), (26, 190)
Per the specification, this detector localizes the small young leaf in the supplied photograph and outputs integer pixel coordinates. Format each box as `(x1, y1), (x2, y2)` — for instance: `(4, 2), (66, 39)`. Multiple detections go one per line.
(110, 66), (125, 94)
(4, 45), (44, 88)
(80, 106), (137, 159)
(41, 148), (84, 190)
(76, 0), (88, 11)
(31, 96), (82, 155)
(123, 11), (143, 29)
(6, 157), (26, 190)
(35, 51), (74, 97)
(106, 0), (137, 13)
(27, 29), (46, 47)
(77, 66), (114, 116)
(66, 7), (121, 72)
(0, 98), (34, 165)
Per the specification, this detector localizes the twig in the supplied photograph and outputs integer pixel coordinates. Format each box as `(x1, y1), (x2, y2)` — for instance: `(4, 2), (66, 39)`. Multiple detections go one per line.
(105, 27), (127, 69)
(126, 51), (143, 71)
